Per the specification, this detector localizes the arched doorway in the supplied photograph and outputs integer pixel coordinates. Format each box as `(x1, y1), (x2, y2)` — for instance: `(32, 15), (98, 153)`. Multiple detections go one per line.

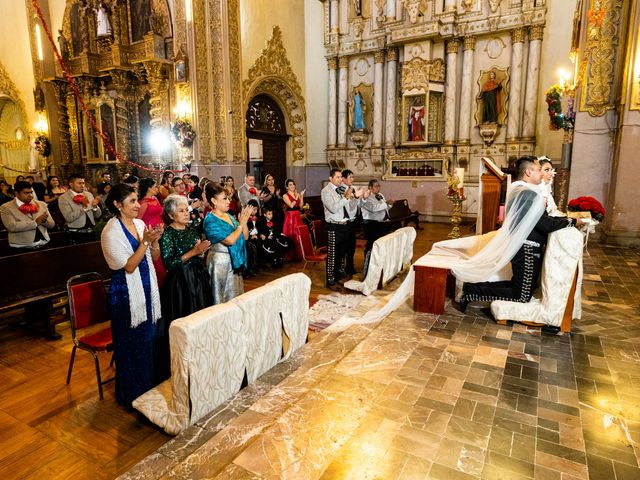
(245, 94), (289, 187)
(0, 98), (30, 183)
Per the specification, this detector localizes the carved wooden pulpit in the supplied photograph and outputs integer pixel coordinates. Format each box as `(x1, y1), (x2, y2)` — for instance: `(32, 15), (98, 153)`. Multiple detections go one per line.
(476, 156), (508, 234)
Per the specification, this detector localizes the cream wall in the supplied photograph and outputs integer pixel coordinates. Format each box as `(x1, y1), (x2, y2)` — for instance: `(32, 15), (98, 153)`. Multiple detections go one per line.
(304, 0), (328, 166)
(0, 2), (37, 126)
(240, 0), (306, 90)
(535, 0), (577, 160)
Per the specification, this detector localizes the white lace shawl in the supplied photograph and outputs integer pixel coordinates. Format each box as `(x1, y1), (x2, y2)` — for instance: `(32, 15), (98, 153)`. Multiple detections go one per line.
(101, 217), (161, 328)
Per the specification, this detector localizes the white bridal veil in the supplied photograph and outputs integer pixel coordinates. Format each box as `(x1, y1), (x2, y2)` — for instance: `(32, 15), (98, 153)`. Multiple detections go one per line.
(355, 181), (546, 324)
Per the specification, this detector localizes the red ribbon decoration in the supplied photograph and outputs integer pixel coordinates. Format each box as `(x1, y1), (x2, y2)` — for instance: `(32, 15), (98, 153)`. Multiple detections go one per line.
(18, 203), (39, 214)
(266, 221), (273, 228)
(31, 0), (187, 175)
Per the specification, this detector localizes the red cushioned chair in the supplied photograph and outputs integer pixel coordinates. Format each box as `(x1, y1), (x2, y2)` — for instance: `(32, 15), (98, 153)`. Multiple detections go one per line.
(66, 272), (114, 400)
(311, 219), (327, 253)
(296, 224), (327, 270)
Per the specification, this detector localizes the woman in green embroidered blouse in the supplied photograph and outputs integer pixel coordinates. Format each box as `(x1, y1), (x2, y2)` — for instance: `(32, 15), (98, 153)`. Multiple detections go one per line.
(157, 194), (213, 378)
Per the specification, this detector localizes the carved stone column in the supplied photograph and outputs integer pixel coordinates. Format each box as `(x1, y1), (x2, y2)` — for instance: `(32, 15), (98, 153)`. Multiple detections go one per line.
(522, 25), (543, 139)
(372, 50), (385, 147)
(506, 27), (526, 140)
(444, 38), (460, 144)
(458, 36), (475, 144)
(384, 48), (398, 146)
(111, 70), (132, 163)
(330, 0), (339, 32)
(327, 57), (338, 148)
(49, 80), (72, 164)
(144, 61), (169, 128)
(337, 55), (349, 147)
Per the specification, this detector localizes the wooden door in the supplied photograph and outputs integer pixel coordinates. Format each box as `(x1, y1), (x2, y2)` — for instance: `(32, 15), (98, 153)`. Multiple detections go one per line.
(246, 95), (289, 187)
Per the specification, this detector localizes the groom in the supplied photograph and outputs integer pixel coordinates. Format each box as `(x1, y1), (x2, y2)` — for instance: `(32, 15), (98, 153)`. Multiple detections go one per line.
(460, 156), (582, 312)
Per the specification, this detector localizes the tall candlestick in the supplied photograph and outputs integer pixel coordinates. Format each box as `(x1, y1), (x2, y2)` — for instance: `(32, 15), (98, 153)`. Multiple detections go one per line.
(455, 167), (465, 187)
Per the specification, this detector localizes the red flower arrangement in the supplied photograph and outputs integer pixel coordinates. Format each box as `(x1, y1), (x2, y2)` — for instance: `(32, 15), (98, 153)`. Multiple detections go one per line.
(18, 203), (39, 215)
(567, 196), (605, 222)
(73, 194), (85, 205)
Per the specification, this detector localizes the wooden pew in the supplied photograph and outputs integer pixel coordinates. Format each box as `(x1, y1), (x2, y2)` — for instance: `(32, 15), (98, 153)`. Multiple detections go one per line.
(388, 199), (421, 230)
(0, 231), (71, 258)
(0, 241), (110, 339)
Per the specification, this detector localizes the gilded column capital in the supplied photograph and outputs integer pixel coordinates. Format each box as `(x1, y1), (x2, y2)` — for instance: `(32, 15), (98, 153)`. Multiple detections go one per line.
(327, 56), (338, 70)
(463, 36), (476, 51)
(374, 49), (386, 64)
(446, 38), (461, 55)
(529, 25), (544, 41)
(338, 56), (350, 69)
(510, 27), (526, 44)
(387, 48), (398, 62)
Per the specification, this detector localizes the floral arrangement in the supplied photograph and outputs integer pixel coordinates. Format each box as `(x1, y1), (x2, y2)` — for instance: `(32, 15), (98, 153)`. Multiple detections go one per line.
(568, 196), (605, 222)
(171, 119), (196, 148)
(545, 85), (575, 131)
(34, 134), (51, 157)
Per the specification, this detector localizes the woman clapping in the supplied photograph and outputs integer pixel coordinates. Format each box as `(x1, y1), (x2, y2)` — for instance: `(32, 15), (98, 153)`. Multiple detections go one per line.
(157, 194), (213, 378)
(101, 184), (163, 408)
(203, 183), (251, 304)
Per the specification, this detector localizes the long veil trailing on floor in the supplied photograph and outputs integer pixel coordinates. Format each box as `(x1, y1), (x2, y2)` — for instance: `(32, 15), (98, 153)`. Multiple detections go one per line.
(356, 182), (545, 324)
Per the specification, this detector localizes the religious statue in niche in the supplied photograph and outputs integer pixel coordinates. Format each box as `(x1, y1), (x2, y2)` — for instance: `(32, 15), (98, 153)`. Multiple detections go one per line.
(348, 84), (373, 150)
(57, 29), (70, 61)
(478, 71), (502, 124)
(406, 95), (426, 142)
(350, 88), (366, 130)
(475, 67), (509, 146)
(95, 2), (112, 37)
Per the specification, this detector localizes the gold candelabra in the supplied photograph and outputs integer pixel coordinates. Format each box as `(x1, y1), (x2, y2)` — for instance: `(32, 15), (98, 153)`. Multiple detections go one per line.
(447, 193), (466, 239)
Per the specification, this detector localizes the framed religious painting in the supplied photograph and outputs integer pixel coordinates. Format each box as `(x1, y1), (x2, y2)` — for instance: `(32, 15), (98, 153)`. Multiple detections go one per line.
(174, 47), (189, 84)
(402, 93), (428, 146)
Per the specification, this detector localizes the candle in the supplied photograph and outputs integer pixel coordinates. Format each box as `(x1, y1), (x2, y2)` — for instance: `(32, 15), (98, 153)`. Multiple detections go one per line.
(455, 167), (465, 188)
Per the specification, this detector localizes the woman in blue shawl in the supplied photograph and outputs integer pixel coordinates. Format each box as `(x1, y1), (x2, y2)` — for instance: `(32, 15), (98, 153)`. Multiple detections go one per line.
(203, 182), (251, 304)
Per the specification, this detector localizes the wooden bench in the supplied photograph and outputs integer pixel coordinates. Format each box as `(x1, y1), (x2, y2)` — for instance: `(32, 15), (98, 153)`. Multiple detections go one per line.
(388, 199), (421, 230)
(0, 241), (111, 339)
(0, 231), (71, 258)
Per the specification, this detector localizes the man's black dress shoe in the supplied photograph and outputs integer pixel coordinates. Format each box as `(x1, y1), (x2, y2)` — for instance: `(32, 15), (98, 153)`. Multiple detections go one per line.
(541, 325), (561, 335)
(459, 296), (469, 313)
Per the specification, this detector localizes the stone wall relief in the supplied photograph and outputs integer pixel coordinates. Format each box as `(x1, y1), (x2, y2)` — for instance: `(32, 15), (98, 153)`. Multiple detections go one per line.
(488, 0), (502, 14)
(401, 0), (428, 24)
(475, 66), (509, 146)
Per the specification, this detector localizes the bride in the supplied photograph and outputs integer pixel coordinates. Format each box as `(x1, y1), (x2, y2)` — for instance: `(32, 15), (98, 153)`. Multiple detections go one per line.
(538, 156), (565, 217)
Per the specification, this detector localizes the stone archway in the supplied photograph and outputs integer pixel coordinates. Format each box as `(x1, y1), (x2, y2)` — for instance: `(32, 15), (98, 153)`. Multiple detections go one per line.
(243, 26), (307, 167)
(0, 63), (30, 181)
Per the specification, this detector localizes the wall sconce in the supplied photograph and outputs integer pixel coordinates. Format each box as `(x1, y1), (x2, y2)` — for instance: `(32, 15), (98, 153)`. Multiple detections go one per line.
(174, 99), (192, 119)
(35, 112), (48, 134)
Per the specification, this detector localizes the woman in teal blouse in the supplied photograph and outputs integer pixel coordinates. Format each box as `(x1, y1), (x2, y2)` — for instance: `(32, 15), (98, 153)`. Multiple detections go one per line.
(203, 182), (252, 304)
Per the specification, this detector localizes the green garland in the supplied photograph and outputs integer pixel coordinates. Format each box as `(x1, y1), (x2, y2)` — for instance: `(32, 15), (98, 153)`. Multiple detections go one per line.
(545, 84), (575, 131)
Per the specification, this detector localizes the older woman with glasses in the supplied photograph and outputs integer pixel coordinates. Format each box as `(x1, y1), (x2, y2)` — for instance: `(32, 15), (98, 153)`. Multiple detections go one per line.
(157, 194), (213, 377)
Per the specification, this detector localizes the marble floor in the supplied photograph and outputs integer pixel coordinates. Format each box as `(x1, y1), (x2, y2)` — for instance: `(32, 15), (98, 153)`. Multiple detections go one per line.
(121, 242), (640, 480)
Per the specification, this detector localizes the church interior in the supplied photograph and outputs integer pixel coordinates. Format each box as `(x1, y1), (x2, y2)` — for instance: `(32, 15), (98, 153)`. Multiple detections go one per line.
(1, 0), (640, 479)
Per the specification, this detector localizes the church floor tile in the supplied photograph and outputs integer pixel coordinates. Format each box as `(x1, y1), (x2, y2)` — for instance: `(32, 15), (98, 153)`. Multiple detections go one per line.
(118, 240), (640, 479)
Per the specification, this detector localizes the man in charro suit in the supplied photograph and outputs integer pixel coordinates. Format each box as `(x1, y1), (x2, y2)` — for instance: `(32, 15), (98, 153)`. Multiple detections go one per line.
(0, 180), (55, 252)
(58, 173), (101, 244)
